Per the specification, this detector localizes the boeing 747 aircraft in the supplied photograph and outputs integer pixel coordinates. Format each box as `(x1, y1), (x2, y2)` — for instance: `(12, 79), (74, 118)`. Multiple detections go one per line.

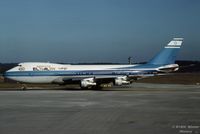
(4, 38), (183, 89)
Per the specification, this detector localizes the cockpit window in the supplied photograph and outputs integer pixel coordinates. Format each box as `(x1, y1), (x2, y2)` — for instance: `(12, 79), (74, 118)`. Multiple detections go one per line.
(18, 66), (25, 71)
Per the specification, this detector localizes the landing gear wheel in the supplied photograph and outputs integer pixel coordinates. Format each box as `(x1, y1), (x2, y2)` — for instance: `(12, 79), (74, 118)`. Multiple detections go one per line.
(21, 84), (27, 90)
(91, 85), (103, 90)
(80, 86), (89, 90)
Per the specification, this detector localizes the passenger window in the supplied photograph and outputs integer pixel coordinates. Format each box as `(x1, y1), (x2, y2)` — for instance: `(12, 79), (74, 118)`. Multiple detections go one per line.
(44, 67), (49, 71)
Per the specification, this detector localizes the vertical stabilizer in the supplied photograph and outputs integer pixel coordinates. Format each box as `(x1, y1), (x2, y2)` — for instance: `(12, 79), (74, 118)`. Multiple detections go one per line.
(148, 38), (183, 65)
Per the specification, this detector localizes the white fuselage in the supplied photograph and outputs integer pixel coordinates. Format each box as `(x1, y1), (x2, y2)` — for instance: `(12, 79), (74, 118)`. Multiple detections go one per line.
(5, 62), (143, 84)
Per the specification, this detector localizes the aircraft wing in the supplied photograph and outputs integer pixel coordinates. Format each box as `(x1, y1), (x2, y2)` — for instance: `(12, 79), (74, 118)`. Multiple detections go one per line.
(61, 73), (158, 84)
(62, 75), (117, 84)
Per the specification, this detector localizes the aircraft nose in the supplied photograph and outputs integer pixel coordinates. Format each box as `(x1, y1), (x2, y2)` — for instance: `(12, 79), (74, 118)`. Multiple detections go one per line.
(2, 71), (16, 82)
(3, 70), (13, 78)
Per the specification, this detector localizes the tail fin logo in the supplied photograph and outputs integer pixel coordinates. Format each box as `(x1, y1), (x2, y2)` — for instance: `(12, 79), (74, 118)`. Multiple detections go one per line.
(165, 38), (183, 48)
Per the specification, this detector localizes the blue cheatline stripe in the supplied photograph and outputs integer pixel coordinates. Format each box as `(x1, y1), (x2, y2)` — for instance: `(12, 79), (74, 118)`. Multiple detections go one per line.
(4, 70), (157, 77)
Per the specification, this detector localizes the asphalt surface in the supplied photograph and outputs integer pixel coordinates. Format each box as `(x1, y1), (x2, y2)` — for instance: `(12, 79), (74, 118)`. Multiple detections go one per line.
(0, 83), (200, 134)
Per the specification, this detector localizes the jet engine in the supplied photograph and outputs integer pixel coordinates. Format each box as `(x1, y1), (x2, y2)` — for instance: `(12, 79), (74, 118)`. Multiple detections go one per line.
(114, 76), (130, 86)
(81, 78), (96, 88)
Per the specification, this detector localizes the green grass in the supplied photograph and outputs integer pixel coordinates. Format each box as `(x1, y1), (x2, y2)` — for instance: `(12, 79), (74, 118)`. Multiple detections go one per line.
(0, 73), (199, 89)
(137, 73), (200, 85)
(0, 83), (60, 88)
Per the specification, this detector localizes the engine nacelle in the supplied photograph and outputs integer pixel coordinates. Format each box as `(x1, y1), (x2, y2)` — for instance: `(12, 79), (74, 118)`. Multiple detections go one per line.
(114, 76), (130, 86)
(81, 78), (96, 88)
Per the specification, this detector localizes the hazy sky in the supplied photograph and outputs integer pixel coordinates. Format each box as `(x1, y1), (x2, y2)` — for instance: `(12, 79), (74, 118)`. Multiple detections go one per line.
(0, 0), (199, 63)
